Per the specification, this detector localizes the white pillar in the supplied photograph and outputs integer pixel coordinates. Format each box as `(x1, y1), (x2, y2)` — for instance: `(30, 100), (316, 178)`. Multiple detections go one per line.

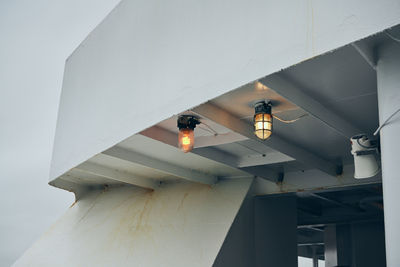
(377, 41), (400, 267)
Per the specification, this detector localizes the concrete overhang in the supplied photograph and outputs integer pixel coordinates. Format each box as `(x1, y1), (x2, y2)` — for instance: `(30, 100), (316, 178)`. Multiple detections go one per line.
(49, 0), (400, 196)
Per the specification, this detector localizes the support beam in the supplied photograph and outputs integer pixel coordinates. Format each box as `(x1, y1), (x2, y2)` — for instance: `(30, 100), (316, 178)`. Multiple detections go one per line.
(312, 246), (319, 267)
(307, 193), (365, 213)
(141, 126), (281, 182)
(239, 165), (282, 182)
(308, 193), (346, 207)
(140, 125), (247, 149)
(324, 224), (352, 267)
(237, 152), (293, 168)
(351, 42), (376, 70)
(141, 127), (239, 167)
(140, 126), (177, 147)
(103, 146), (217, 185)
(298, 214), (384, 227)
(75, 161), (158, 190)
(260, 74), (362, 138)
(235, 140), (294, 168)
(193, 103), (339, 177)
(298, 243), (324, 247)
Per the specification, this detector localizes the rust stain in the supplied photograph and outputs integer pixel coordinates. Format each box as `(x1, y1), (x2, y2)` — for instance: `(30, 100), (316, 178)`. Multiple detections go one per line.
(134, 191), (154, 232)
(75, 190), (106, 225)
(313, 187), (325, 191)
(69, 200), (77, 208)
(178, 192), (189, 211)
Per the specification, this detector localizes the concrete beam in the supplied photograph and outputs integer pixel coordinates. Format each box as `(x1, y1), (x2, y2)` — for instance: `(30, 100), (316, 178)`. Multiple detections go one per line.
(75, 161), (158, 190)
(103, 146), (217, 185)
(193, 102), (339, 177)
(260, 74), (362, 138)
(141, 125), (247, 149)
(351, 42), (376, 70)
(141, 126), (281, 182)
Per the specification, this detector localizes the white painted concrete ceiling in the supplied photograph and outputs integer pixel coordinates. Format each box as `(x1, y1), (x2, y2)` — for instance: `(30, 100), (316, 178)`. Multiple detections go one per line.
(51, 25), (400, 195)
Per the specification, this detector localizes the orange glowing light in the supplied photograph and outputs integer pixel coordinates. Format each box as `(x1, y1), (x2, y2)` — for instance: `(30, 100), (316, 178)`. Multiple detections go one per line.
(179, 128), (194, 153)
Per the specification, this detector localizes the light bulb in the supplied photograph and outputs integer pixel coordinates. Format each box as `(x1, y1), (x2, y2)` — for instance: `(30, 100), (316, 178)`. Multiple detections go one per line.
(253, 101), (272, 140)
(178, 128), (195, 153)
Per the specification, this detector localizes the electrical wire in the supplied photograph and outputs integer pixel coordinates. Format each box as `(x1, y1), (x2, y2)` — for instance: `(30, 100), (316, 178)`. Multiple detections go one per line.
(373, 108), (400, 136)
(198, 126), (216, 135)
(199, 121), (218, 136)
(356, 135), (374, 149)
(355, 135), (380, 156)
(272, 113), (308, 123)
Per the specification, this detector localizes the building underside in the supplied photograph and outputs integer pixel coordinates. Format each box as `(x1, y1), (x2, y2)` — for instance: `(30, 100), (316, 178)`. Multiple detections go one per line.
(14, 1), (400, 266)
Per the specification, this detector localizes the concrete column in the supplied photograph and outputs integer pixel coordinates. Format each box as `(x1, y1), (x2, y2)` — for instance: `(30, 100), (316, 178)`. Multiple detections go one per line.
(213, 197), (255, 267)
(376, 41), (400, 267)
(255, 196), (297, 267)
(324, 224), (352, 267)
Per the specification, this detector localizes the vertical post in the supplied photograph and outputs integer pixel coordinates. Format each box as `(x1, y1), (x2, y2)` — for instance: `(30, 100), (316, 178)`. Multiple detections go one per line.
(312, 246), (319, 267)
(376, 41), (400, 267)
(324, 224), (352, 267)
(255, 196), (297, 267)
(324, 225), (337, 267)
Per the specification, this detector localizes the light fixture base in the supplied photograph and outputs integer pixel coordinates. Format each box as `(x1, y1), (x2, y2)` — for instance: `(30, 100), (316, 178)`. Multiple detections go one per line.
(248, 99), (280, 109)
(254, 100), (272, 115)
(177, 115), (200, 130)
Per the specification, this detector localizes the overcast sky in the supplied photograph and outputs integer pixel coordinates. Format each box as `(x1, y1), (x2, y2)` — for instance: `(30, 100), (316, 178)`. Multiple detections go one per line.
(0, 1), (120, 265)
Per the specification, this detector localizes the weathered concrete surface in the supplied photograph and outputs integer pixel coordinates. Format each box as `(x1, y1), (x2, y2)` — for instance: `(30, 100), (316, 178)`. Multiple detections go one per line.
(14, 178), (252, 267)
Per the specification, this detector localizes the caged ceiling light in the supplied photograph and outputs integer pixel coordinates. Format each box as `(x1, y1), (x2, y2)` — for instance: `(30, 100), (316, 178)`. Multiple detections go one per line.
(253, 100), (273, 140)
(177, 115), (200, 153)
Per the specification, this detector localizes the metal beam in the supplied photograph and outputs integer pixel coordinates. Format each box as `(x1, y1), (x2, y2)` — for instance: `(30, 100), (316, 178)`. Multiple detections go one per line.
(351, 42), (376, 70)
(141, 126), (281, 182)
(237, 151), (294, 168)
(141, 125), (246, 149)
(103, 146), (217, 185)
(234, 140), (294, 167)
(141, 126), (240, 167)
(75, 161), (158, 190)
(298, 226), (324, 232)
(140, 126), (177, 147)
(298, 243), (324, 247)
(260, 74), (362, 138)
(192, 102), (339, 177)
(298, 213), (384, 227)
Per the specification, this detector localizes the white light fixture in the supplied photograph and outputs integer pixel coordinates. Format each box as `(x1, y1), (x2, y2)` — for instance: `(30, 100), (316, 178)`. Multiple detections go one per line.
(254, 101), (273, 140)
(351, 135), (380, 179)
